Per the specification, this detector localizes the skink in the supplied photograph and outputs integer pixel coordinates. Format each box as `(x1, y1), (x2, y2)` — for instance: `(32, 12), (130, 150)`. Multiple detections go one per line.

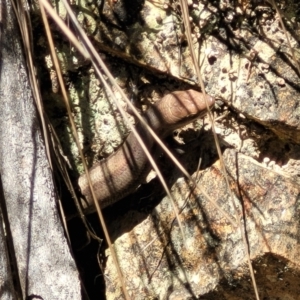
(78, 90), (215, 211)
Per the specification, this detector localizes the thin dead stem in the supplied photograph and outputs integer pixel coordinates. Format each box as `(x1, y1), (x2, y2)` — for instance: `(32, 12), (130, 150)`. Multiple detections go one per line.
(179, 0), (260, 299)
(39, 1), (130, 298)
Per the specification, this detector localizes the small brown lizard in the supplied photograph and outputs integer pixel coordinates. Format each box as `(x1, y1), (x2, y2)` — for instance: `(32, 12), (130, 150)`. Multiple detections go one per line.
(78, 90), (215, 212)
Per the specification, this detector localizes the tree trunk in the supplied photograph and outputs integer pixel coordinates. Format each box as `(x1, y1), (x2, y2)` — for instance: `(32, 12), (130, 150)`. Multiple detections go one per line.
(0, 0), (81, 298)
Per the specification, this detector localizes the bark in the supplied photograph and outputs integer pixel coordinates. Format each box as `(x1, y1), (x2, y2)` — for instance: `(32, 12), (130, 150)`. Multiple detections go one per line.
(0, 0), (81, 298)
